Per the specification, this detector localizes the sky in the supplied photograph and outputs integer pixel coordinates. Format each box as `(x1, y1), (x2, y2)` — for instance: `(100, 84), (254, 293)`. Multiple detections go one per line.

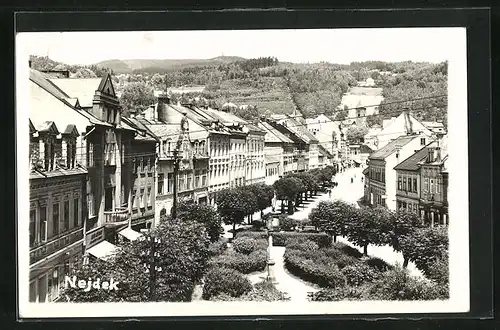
(17, 28), (463, 65)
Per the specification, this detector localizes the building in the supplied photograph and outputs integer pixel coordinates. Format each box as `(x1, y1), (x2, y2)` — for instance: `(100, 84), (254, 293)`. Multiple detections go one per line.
(393, 142), (439, 214)
(364, 134), (433, 210)
(339, 86), (384, 122)
(369, 110), (434, 149)
(348, 143), (374, 167)
(46, 72), (141, 258)
(421, 121), (447, 135)
(257, 121), (295, 185)
(140, 96), (211, 220)
(417, 135), (449, 226)
(28, 68), (140, 301)
(306, 114), (342, 166)
(120, 116), (159, 231)
(269, 114), (319, 171)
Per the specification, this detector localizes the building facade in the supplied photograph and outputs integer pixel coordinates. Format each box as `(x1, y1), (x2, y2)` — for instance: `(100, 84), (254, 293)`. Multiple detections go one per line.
(364, 134), (433, 211)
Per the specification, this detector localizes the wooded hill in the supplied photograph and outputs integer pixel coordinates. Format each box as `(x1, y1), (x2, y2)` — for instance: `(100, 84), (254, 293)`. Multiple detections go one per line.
(29, 55), (448, 125)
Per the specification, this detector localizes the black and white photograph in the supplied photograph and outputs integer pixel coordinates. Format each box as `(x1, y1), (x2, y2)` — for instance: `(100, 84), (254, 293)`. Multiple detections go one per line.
(16, 26), (469, 317)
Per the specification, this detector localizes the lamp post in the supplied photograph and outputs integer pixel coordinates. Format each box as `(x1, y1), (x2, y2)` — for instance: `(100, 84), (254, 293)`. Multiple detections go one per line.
(172, 149), (180, 219)
(141, 234), (162, 301)
(266, 217), (276, 283)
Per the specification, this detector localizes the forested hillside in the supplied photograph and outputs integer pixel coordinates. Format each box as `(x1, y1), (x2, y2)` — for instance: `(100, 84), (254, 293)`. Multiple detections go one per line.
(28, 55), (448, 125)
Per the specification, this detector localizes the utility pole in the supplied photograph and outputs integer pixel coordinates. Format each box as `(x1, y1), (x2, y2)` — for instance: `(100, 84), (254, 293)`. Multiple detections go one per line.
(172, 149), (180, 219)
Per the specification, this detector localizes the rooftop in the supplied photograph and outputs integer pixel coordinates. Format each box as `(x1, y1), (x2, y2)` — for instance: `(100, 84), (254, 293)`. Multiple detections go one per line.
(394, 141), (438, 171)
(369, 135), (418, 160)
(49, 77), (103, 108)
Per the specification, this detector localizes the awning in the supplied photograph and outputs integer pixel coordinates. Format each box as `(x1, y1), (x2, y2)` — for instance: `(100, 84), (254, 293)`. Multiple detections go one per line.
(118, 227), (143, 241)
(86, 241), (119, 261)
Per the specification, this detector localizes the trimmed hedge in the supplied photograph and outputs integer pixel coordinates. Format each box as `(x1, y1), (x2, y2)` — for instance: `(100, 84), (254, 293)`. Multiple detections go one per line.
(236, 231), (269, 240)
(211, 280), (289, 302)
(207, 240), (228, 257)
(308, 286), (368, 301)
(208, 249), (267, 274)
(273, 232), (331, 248)
(232, 237), (257, 255)
(279, 216), (296, 231)
(341, 263), (381, 286)
(284, 249), (347, 288)
(365, 256), (394, 272)
(202, 267), (252, 300)
(331, 242), (364, 259)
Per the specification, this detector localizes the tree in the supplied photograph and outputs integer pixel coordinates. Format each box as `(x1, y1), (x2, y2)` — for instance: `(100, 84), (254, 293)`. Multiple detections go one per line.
(308, 200), (349, 242)
(177, 200), (223, 242)
(217, 188), (258, 234)
(398, 226), (449, 278)
(345, 125), (369, 144)
(365, 114), (382, 127)
(387, 209), (425, 268)
(119, 81), (156, 117)
(346, 206), (391, 256)
(273, 177), (304, 215)
(73, 68), (97, 78)
(60, 217), (210, 302)
(247, 183), (274, 220)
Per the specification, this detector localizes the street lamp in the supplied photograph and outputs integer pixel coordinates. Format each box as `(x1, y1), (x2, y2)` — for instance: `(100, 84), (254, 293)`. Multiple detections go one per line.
(266, 217), (276, 283)
(139, 234), (162, 301)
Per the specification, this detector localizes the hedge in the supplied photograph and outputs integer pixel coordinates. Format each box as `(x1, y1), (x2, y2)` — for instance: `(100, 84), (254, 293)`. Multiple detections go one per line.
(341, 263), (381, 286)
(283, 249), (346, 288)
(211, 280), (289, 302)
(364, 256), (394, 272)
(208, 249), (267, 274)
(308, 286), (368, 301)
(331, 242), (364, 259)
(202, 267), (252, 300)
(236, 231), (269, 240)
(272, 232), (331, 248)
(207, 240), (228, 257)
(232, 237), (257, 255)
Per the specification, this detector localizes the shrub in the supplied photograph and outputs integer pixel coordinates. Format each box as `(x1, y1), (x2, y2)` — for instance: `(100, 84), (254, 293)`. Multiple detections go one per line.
(365, 257), (393, 272)
(426, 257), (449, 286)
(232, 237), (257, 255)
(308, 286), (368, 301)
(202, 268), (252, 300)
(273, 232), (331, 248)
(287, 239), (319, 252)
(341, 263), (381, 286)
(367, 267), (448, 300)
(236, 231), (269, 240)
(208, 240), (228, 257)
(209, 249), (267, 274)
(279, 216), (296, 231)
(284, 249), (347, 288)
(251, 220), (265, 231)
(210, 280), (289, 302)
(331, 242), (364, 259)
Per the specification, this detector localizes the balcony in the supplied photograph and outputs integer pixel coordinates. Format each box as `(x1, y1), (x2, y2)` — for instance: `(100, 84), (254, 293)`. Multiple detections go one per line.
(103, 207), (130, 227)
(30, 228), (84, 265)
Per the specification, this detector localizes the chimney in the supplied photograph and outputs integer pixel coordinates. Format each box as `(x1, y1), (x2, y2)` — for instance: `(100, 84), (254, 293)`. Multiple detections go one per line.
(157, 93), (169, 122)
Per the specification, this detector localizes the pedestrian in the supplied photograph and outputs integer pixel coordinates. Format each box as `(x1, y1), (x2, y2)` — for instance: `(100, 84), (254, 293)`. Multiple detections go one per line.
(328, 189), (332, 198)
(351, 177), (353, 184)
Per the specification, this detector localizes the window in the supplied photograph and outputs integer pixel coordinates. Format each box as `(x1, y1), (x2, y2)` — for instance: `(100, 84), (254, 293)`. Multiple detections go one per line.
(167, 173), (174, 193)
(382, 170), (385, 182)
(140, 189), (145, 208)
(63, 201), (70, 232)
(147, 188), (152, 206)
(158, 174), (164, 194)
(87, 143), (94, 167)
(121, 143), (125, 164)
(420, 138), (426, 145)
(202, 170), (207, 187)
(52, 203), (59, 237)
(437, 177), (441, 193)
(398, 177), (402, 190)
(48, 267), (59, 302)
(88, 193), (94, 217)
(402, 178), (407, 191)
(424, 177), (429, 191)
(66, 143), (73, 168)
(29, 209), (36, 247)
(40, 206), (47, 242)
(73, 199), (79, 227)
(38, 275), (47, 303)
(178, 174), (185, 191)
(430, 179), (434, 194)
(413, 178), (418, 192)
(407, 178), (412, 192)
(195, 170), (201, 188)
(132, 190), (137, 209)
(187, 176), (192, 191)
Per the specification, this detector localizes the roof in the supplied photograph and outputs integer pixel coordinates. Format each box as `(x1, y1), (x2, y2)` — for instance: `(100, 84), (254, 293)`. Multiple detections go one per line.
(369, 135), (417, 160)
(30, 166), (87, 180)
(145, 123), (181, 140)
(257, 122), (294, 144)
(168, 86), (205, 94)
(318, 144), (333, 158)
(121, 117), (158, 142)
(48, 78), (102, 108)
(394, 141), (438, 171)
(422, 121), (445, 128)
(277, 116), (319, 144)
(362, 167), (369, 175)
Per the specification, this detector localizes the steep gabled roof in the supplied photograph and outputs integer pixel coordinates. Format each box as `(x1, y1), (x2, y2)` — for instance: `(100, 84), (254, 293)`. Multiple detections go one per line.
(49, 77), (102, 108)
(257, 122), (294, 144)
(394, 141), (438, 171)
(369, 135), (417, 160)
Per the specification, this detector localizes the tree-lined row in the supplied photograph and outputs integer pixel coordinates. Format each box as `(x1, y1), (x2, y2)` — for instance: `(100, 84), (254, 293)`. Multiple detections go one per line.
(308, 200), (448, 284)
(273, 166), (337, 214)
